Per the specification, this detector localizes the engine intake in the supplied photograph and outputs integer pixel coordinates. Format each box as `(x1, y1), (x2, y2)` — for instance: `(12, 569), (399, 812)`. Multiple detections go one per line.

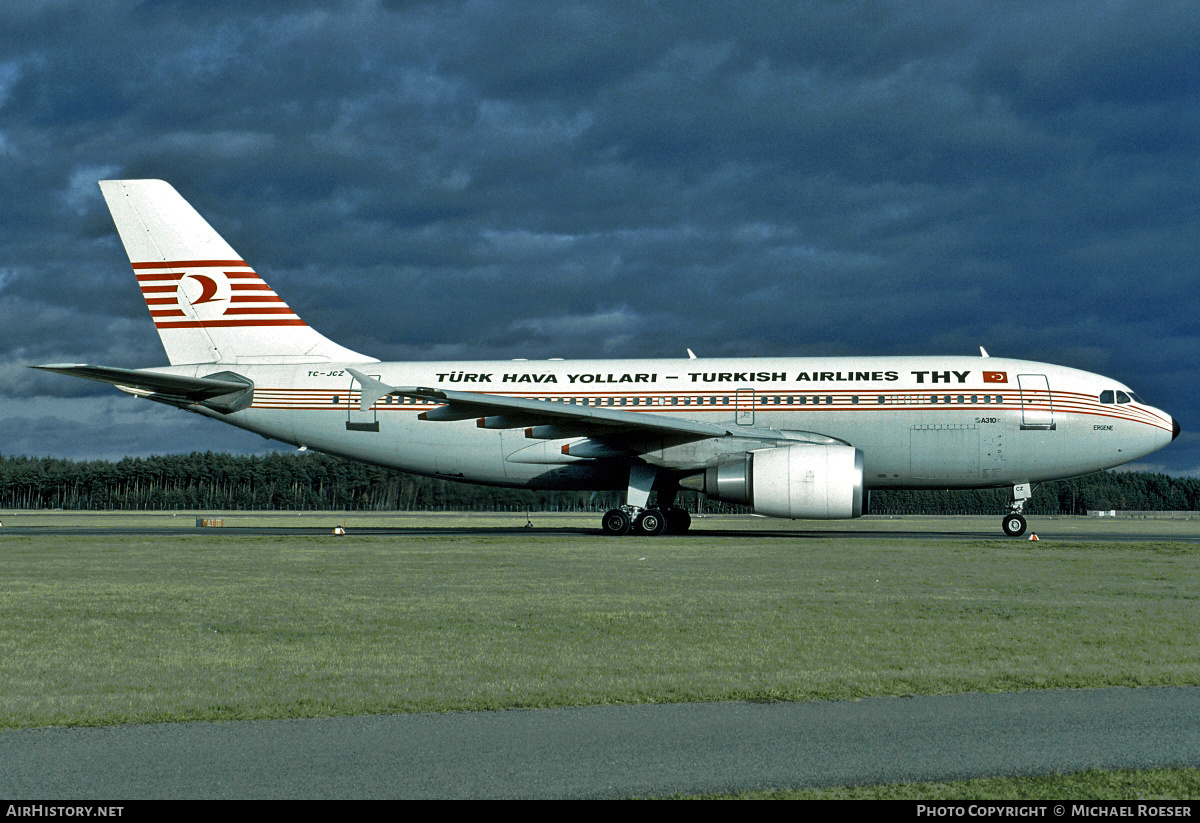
(681, 444), (864, 519)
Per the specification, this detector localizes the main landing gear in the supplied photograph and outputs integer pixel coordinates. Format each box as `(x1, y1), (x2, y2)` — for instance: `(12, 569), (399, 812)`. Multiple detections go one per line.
(601, 463), (692, 536)
(1001, 483), (1033, 537)
(601, 505), (692, 536)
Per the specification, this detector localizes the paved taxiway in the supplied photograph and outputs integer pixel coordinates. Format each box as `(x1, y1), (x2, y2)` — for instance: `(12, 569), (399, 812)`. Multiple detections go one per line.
(3, 687), (1198, 799)
(3, 524), (1198, 541)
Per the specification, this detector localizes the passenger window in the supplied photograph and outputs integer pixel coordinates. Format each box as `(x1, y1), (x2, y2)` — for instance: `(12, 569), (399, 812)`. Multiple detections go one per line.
(1100, 390), (1114, 405)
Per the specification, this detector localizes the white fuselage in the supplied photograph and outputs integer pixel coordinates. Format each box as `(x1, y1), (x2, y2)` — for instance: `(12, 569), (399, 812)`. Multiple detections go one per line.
(170, 354), (1175, 492)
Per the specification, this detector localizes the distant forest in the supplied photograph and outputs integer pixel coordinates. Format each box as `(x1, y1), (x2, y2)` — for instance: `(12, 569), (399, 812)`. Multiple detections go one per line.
(0, 452), (1197, 515)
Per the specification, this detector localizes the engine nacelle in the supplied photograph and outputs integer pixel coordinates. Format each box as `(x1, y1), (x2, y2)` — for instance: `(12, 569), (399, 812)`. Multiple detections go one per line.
(682, 444), (864, 519)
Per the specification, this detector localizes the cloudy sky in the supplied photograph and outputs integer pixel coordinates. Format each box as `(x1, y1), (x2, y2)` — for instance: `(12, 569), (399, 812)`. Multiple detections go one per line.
(1, 0), (1197, 474)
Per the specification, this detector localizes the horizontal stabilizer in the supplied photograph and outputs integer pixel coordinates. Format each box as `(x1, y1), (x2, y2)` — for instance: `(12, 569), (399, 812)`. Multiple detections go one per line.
(32, 364), (254, 413)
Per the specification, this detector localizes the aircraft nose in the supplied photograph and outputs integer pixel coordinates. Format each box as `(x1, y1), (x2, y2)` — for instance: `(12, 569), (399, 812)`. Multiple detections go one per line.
(1173, 417), (1181, 441)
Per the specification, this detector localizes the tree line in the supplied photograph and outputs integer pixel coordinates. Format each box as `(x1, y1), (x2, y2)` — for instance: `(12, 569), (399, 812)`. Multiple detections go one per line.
(0, 451), (1196, 514)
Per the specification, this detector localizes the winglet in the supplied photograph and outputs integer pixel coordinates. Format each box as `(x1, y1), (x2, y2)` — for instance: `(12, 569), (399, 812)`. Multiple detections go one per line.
(346, 367), (394, 412)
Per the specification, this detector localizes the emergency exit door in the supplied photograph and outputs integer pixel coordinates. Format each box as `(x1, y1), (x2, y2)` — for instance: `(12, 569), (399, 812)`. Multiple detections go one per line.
(736, 389), (755, 426)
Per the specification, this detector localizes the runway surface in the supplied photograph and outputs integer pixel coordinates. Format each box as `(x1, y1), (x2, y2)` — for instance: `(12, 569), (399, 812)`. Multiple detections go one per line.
(3, 687), (1198, 799)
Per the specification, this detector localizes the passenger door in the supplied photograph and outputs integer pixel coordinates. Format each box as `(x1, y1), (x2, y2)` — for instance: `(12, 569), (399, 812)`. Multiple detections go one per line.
(1017, 374), (1055, 431)
(346, 373), (381, 432)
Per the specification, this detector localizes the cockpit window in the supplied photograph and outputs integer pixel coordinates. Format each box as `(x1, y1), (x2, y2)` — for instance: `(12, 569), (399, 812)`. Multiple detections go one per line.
(1116, 391), (1132, 404)
(1128, 392), (1145, 404)
(1099, 390), (1114, 405)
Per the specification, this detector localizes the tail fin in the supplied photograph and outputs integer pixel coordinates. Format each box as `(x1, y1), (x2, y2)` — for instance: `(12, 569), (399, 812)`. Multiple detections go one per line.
(99, 179), (375, 366)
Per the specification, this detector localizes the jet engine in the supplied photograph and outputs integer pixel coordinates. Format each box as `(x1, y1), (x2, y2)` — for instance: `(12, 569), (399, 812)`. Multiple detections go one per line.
(680, 444), (864, 519)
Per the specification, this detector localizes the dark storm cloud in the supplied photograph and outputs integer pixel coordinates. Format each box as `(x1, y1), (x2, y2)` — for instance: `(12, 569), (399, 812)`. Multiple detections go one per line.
(0, 0), (1196, 470)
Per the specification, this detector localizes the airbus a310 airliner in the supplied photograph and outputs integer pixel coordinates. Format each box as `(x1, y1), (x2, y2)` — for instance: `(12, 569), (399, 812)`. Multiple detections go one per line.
(36, 180), (1178, 536)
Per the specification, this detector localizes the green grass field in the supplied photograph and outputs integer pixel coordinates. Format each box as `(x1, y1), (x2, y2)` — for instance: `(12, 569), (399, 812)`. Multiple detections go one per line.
(2, 512), (1198, 797)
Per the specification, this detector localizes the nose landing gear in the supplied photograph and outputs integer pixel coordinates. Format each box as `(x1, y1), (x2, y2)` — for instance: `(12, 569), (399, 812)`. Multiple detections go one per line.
(1002, 512), (1027, 537)
(1001, 483), (1033, 537)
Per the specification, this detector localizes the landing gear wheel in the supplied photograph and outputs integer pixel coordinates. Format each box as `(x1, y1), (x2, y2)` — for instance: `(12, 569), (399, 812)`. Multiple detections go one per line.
(1002, 513), (1027, 537)
(666, 507), (692, 534)
(601, 508), (631, 536)
(633, 509), (669, 536)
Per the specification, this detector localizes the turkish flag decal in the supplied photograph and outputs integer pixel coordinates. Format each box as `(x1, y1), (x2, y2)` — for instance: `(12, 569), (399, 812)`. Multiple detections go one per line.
(983, 371), (1008, 383)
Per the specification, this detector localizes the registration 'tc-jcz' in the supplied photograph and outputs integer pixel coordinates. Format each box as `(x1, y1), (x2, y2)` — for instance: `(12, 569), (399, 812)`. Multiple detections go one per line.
(36, 181), (1180, 536)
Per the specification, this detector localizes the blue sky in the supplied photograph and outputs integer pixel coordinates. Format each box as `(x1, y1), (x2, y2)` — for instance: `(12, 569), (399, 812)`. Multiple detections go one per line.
(1, 0), (1197, 474)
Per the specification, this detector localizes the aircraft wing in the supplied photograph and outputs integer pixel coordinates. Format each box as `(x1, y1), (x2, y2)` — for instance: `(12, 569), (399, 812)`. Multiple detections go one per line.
(347, 367), (793, 443)
(32, 364), (254, 413)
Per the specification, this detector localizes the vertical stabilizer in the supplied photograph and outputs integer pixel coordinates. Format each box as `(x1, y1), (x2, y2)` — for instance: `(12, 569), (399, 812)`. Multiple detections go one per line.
(99, 179), (375, 365)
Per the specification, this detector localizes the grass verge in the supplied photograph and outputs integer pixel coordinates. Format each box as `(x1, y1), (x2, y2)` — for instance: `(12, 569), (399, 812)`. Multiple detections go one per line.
(2, 528), (1197, 729)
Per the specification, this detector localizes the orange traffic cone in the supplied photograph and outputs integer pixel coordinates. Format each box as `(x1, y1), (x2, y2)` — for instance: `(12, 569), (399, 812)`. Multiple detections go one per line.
(1028, 533), (1039, 541)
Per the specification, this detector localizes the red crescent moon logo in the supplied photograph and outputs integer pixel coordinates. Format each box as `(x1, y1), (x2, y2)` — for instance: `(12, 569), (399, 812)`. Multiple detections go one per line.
(190, 275), (219, 305)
